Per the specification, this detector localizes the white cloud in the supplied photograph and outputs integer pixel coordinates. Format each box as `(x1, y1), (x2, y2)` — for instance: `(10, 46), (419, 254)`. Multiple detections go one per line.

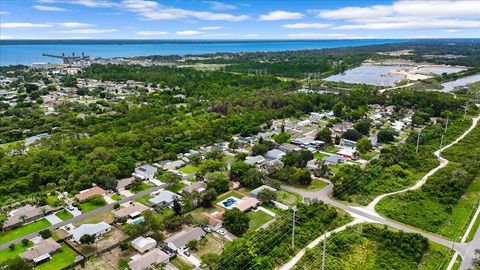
(445, 29), (462, 33)
(176, 30), (204, 36)
(32, 5), (69, 11)
(282, 23), (332, 29)
(204, 1), (237, 11)
(0, 22), (52, 28)
(55, 28), (117, 34)
(200, 26), (223, 30)
(288, 33), (376, 39)
(38, 0), (118, 8)
(136, 31), (168, 36)
(57, 22), (95, 28)
(121, 0), (249, 21)
(317, 1), (480, 30)
(259, 10), (304, 21)
(0, 11), (10, 15)
(0, 35), (14, 39)
(243, 34), (260, 37)
(201, 33), (233, 37)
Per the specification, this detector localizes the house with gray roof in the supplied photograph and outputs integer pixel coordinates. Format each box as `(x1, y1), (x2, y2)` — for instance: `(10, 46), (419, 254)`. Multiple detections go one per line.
(133, 165), (157, 180)
(148, 190), (181, 207)
(20, 238), (61, 264)
(278, 143), (301, 153)
(4, 205), (53, 230)
(181, 181), (207, 194)
(264, 149), (286, 160)
(323, 154), (347, 165)
(249, 185), (277, 198)
(244, 155), (266, 166)
(165, 227), (206, 251)
(72, 221), (111, 243)
(128, 248), (170, 270)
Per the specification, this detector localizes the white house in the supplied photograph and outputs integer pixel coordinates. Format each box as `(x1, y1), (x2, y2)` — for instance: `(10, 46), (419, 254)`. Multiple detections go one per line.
(165, 227), (206, 251)
(264, 149), (286, 160)
(148, 190), (181, 207)
(131, 236), (157, 253)
(72, 221), (111, 243)
(163, 160), (186, 171)
(133, 165), (157, 180)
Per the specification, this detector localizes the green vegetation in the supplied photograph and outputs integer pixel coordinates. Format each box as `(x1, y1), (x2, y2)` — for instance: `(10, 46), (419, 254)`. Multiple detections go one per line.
(134, 194), (152, 206)
(79, 197), (107, 212)
(179, 164), (198, 174)
(35, 243), (77, 270)
(166, 181), (186, 193)
(129, 182), (152, 193)
(171, 257), (194, 270)
(377, 123), (480, 239)
(247, 210), (273, 231)
(111, 194), (122, 201)
(46, 195), (60, 207)
(294, 225), (450, 270)
(56, 210), (73, 221)
(0, 219), (50, 244)
(0, 240), (32, 263)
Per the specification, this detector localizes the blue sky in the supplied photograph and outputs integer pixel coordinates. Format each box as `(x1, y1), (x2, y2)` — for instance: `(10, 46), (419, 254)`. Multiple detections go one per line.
(0, 0), (479, 39)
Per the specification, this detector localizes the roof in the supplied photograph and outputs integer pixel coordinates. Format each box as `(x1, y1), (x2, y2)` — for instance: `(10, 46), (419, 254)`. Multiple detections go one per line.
(244, 155), (266, 165)
(4, 205), (52, 228)
(75, 186), (106, 201)
(128, 248), (169, 270)
(165, 227), (206, 250)
(264, 149), (286, 160)
(164, 160), (185, 169)
(131, 236), (157, 249)
(117, 177), (135, 190)
(337, 148), (357, 157)
(72, 221), (111, 242)
(112, 203), (149, 218)
(279, 143), (301, 152)
(250, 185), (277, 196)
(182, 182), (207, 194)
(20, 238), (61, 261)
(234, 197), (260, 212)
(149, 190), (180, 205)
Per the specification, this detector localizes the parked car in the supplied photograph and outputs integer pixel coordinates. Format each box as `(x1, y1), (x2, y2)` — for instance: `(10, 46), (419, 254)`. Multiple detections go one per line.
(217, 229), (226, 236)
(203, 226), (212, 233)
(183, 250), (191, 256)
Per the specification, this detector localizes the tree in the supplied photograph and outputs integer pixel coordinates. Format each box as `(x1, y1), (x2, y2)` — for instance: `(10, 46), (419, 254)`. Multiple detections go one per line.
(113, 202), (120, 209)
(79, 234), (96, 245)
(201, 253), (220, 269)
(223, 208), (250, 237)
(206, 172), (230, 194)
(282, 150), (313, 168)
(159, 172), (181, 184)
(356, 137), (373, 154)
(273, 132), (290, 144)
(119, 241), (129, 251)
(199, 159), (225, 175)
(257, 189), (276, 204)
(39, 229), (52, 239)
(354, 120), (371, 135)
(201, 188), (217, 207)
(172, 197), (182, 216)
(251, 143), (268, 156)
(9, 243), (15, 251)
(377, 129), (396, 143)
(229, 161), (251, 180)
(333, 101), (345, 117)
(239, 168), (264, 188)
(21, 239), (30, 247)
(315, 127), (332, 145)
(0, 257), (34, 270)
(342, 129), (363, 141)
(187, 239), (198, 250)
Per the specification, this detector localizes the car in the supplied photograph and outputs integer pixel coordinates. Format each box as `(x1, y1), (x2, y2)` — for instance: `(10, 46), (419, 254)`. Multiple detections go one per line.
(203, 226), (212, 233)
(217, 229), (226, 236)
(67, 205), (74, 211)
(183, 250), (190, 256)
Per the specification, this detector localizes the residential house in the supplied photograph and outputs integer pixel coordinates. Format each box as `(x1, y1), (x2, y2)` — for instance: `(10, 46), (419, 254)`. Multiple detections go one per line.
(148, 190), (181, 207)
(244, 155), (266, 166)
(293, 137), (323, 147)
(336, 148), (357, 159)
(234, 197), (260, 212)
(306, 159), (318, 170)
(323, 154), (347, 165)
(131, 236), (157, 253)
(113, 203), (149, 219)
(3, 205), (53, 230)
(278, 143), (301, 153)
(133, 165), (157, 181)
(72, 221), (112, 243)
(163, 160), (186, 171)
(20, 238), (61, 264)
(201, 211), (223, 230)
(128, 248), (170, 270)
(264, 149), (286, 160)
(75, 186), (106, 202)
(340, 139), (357, 149)
(181, 182), (207, 194)
(249, 185), (277, 198)
(256, 132), (275, 140)
(165, 227), (206, 251)
(116, 177), (135, 191)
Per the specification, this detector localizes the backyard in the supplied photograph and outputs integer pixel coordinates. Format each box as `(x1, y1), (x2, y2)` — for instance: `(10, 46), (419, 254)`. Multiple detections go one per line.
(79, 199), (107, 213)
(36, 243), (78, 270)
(247, 210), (274, 231)
(179, 164), (198, 174)
(0, 218), (51, 244)
(192, 234), (227, 258)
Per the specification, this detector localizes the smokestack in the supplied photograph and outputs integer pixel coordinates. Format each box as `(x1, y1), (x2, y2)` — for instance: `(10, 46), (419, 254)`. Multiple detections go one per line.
(82, 52), (84, 58)
(62, 53), (65, 57)
(72, 52), (75, 57)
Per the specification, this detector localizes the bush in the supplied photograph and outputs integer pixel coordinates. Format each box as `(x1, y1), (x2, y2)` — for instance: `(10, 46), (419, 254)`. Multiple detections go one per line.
(39, 229), (52, 239)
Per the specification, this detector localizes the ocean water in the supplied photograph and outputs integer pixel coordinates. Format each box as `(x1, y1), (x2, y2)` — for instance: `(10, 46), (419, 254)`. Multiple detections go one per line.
(0, 39), (402, 66)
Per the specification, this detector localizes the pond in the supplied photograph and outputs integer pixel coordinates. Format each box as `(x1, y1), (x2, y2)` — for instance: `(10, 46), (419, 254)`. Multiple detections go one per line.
(324, 65), (406, 87)
(441, 74), (480, 92)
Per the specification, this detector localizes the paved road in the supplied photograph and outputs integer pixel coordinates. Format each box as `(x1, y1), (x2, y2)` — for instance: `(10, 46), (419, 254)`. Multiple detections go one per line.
(0, 183), (168, 250)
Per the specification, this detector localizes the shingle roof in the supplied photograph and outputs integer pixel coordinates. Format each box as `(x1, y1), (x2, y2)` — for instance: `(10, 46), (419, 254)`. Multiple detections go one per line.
(74, 186), (106, 202)
(128, 248), (169, 270)
(72, 221), (111, 242)
(165, 227), (205, 250)
(20, 238), (61, 261)
(148, 190), (180, 205)
(112, 203), (149, 218)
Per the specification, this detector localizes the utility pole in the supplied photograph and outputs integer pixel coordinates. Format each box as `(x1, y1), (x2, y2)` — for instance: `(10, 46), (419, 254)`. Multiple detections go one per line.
(322, 232), (327, 270)
(416, 129), (421, 154)
(444, 115), (449, 134)
(439, 135), (444, 157)
(292, 206), (297, 251)
(464, 102), (468, 119)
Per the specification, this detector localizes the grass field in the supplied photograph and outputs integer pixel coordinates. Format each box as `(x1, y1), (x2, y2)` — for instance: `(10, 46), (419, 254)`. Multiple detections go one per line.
(134, 194), (152, 206)
(276, 190), (301, 206)
(56, 210), (73, 221)
(247, 210), (273, 231)
(171, 257), (194, 270)
(36, 243), (77, 270)
(0, 219), (51, 244)
(47, 195), (60, 207)
(79, 199), (106, 212)
(111, 194), (122, 201)
(166, 182), (186, 193)
(73, 210), (114, 226)
(179, 164), (198, 174)
(313, 152), (329, 159)
(0, 240), (33, 263)
(193, 234), (226, 258)
(128, 182), (152, 193)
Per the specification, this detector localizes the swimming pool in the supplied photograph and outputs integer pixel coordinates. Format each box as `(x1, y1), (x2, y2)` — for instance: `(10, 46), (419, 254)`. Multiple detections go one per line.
(217, 196), (240, 209)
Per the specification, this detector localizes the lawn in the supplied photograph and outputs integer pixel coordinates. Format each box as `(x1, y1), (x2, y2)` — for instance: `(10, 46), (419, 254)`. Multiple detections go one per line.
(467, 209), (480, 242)
(0, 219), (51, 244)
(0, 240), (33, 263)
(313, 152), (328, 159)
(73, 210), (114, 226)
(56, 210), (73, 221)
(128, 182), (152, 193)
(179, 164), (198, 174)
(134, 194), (152, 206)
(171, 257), (194, 270)
(193, 234), (226, 258)
(79, 199), (106, 213)
(36, 243), (77, 270)
(276, 190), (301, 206)
(111, 194), (122, 201)
(166, 182), (186, 193)
(286, 179), (328, 191)
(247, 210), (274, 231)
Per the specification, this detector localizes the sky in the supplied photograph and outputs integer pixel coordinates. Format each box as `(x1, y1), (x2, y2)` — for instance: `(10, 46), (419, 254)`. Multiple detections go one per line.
(0, 0), (479, 40)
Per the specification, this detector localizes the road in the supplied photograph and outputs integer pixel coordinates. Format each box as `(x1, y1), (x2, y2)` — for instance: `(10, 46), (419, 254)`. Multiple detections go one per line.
(280, 115), (480, 269)
(0, 183), (168, 250)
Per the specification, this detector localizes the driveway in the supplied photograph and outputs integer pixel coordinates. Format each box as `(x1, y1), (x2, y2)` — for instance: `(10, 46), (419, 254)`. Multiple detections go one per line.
(67, 206), (82, 217)
(179, 251), (201, 267)
(44, 214), (62, 225)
